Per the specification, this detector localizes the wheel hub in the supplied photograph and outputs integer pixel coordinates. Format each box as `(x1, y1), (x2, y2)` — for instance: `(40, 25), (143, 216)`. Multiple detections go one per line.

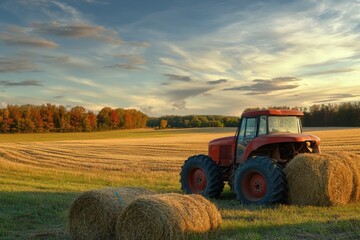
(249, 174), (266, 197)
(242, 171), (267, 200)
(188, 168), (207, 193)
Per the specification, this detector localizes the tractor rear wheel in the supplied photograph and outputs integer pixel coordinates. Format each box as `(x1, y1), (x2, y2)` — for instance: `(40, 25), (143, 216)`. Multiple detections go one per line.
(180, 154), (224, 198)
(234, 156), (286, 205)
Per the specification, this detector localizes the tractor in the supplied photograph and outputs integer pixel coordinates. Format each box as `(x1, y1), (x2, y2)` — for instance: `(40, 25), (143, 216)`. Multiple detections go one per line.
(180, 109), (321, 204)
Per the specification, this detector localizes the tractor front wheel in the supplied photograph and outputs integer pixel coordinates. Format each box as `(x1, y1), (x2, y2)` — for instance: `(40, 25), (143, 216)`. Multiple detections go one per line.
(180, 154), (224, 198)
(234, 156), (286, 205)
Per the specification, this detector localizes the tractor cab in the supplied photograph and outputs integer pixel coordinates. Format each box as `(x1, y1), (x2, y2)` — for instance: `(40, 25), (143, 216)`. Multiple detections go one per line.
(235, 109), (319, 165)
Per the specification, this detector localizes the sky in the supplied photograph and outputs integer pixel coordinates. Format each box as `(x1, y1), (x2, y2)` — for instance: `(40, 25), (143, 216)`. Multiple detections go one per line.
(0, 0), (359, 117)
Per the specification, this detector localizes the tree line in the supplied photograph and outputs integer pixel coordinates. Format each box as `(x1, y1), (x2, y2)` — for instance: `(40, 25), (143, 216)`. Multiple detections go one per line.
(147, 115), (239, 128)
(303, 102), (360, 127)
(0, 101), (359, 133)
(0, 104), (148, 133)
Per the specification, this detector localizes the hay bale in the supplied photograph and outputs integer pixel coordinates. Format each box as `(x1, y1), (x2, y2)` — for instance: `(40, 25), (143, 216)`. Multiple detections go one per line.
(69, 187), (154, 240)
(331, 151), (360, 202)
(116, 193), (222, 240)
(285, 153), (353, 206)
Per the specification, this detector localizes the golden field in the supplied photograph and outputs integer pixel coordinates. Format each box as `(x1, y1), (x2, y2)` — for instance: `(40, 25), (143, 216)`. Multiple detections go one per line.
(1, 127), (360, 239)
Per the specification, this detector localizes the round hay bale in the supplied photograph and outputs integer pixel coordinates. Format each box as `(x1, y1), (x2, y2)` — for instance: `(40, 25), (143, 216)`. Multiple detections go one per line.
(116, 193), (222, 240)
(285, 153), (353, 206)
(331, 151), (360, 202)
(69, 187), (154, 240)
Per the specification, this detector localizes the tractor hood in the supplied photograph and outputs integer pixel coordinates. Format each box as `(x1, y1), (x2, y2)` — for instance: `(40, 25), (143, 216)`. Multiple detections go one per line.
(208, 136), (236, 166)
(249, 133), (321, 150)
(209, 136), (235, 146)
(257, 133), (321, 144)
(244, 133), (321, 158)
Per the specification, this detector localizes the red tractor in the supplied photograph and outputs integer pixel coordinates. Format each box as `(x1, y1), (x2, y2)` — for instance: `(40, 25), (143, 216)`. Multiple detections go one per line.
(180, 109), (321, 204)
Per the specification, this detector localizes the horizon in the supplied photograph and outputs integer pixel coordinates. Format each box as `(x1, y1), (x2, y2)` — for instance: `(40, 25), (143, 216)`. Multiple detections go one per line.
(0, 0), (359, 117)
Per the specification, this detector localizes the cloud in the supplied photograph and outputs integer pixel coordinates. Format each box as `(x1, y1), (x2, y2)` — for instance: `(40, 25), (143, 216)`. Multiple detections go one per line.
(139, 105), (154, 114)
(159, 44), (233, 75)
(113, 54), (146, 65)
(53, 95), (64, 99)
(64, 76), (99, 87)
(0, 80), (43, 86)
(41, 55), (70, 64)
(313, 93), (358, 103)
(224, 77), (301, 95)
(1, 34), (58, 48)
(172, 99), (187, 110)
(164, 74), (192, 82)
(51, 1), (83, 22)
(301, 68), (356, 77)
(106, 63), (138, 70)
(167, 87), (211, 101)
(108, 54), (146, 70)
(39, 54), (93, 68)
(83, 0), (109, 3)
(33, 21), (123, 44)
(0, 57), (38, 72)
(207, 79), (228, 85)
(0, 25), (58, 48)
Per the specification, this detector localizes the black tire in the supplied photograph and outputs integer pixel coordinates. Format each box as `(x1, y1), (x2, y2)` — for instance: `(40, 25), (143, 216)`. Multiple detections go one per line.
(234, 156), (286, 205)
(180, 154), (224, 198)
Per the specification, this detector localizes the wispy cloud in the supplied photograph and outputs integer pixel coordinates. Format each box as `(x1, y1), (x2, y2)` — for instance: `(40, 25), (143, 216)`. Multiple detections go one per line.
(0, 80), (43, 86)
(301, 68), (356, 77)
(64, 76), (99, 87)
(113, 54), (146, 65)
(224, 77), (301, 95)
(40, 54), (93, 68)
(0, 25), (58, 48)
(0, 57), (38, 72)
(52, 1), (82, 21)
(313, 93), (359, 103)
(107, 63), (141, 70)
(207, 79), (227, 85)
(172, 99), (187, 110)
(159, 44), (233, 75)
(164, 74), (192, 82)
(167, 87), (210, 101)
(53, 95), (64, 99)
(0, 33), (58, 48)
(33, 21), (123, 44)
(108, 54), (146, 70)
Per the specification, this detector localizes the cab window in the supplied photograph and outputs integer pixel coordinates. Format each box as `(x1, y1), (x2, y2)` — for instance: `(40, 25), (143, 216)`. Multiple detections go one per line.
(238, 118), (246, 140)
(258, 116), (267, 136)
(245, 118), (257, 138)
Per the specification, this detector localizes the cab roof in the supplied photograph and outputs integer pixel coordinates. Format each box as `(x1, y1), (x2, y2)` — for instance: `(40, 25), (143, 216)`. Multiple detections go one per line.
(242, 109), (304, 118)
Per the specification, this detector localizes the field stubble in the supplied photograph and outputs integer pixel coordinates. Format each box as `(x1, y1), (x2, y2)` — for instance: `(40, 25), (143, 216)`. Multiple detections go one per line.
(1, 127), (360, 239)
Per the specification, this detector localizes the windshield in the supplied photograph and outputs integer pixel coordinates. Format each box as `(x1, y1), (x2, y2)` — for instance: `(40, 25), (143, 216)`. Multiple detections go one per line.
(268, 116), (301, 134)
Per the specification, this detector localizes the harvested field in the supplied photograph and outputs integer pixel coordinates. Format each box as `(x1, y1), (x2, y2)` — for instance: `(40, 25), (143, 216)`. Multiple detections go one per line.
(0, 134), (218, 173)
(1, 127), (360, 239)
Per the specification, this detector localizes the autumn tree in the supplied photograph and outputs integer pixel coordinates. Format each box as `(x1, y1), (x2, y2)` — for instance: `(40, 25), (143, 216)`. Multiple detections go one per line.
(160, 119), (168, 129)
(97, 107), (112, 130)
(69, 106), (86, 132)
